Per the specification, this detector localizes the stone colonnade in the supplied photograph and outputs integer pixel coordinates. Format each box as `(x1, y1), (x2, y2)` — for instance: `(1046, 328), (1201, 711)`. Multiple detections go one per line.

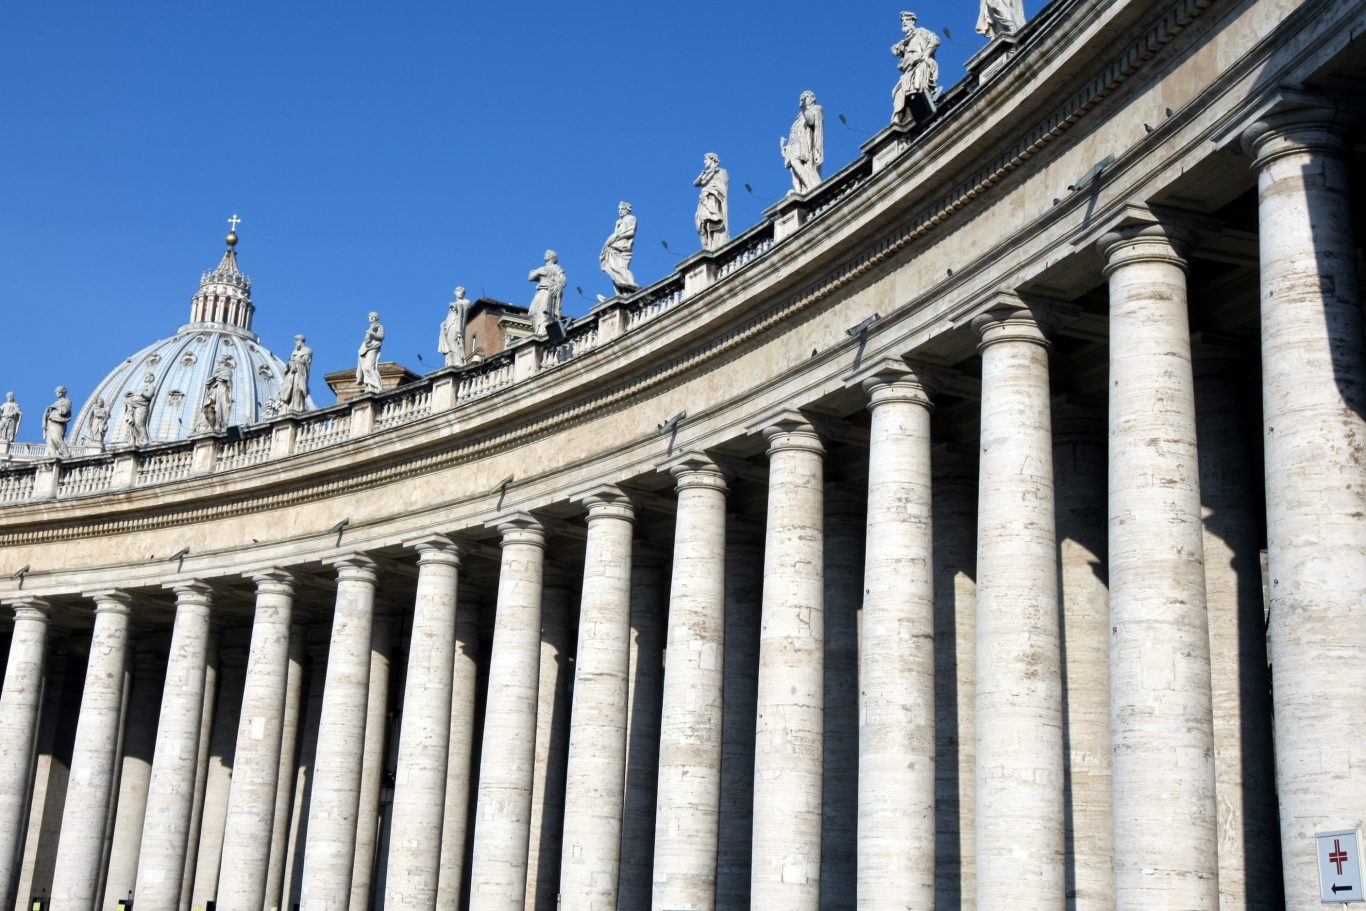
(0, 106), (1358, 911)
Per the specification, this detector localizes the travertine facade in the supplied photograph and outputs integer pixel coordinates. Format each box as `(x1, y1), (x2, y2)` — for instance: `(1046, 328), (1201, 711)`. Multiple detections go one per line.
(0, 1), (1363, 909)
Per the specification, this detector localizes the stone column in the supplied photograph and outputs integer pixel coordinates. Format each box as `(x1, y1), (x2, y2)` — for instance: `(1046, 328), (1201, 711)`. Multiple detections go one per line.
(652, 454), (728, 911)
(617, 547), (667, 911)
(525, 569), (573, 911)
(972, 301), (1064, 909)
(51, 592), (133, 910)
(1243, 109), (1366, 910)
(217, 571), (297, 911)
(350, 616), (393, 911)
(822, 482), (863, 911)
(750, 414), (825, 911)
(468, 514), (547, 911)
(102, 648), (166, 909)
(299, 554), (379, 911)
(265, 622), (307, 911)
(284, 645), (329, 911)
(1192, 339), (1282, 908)
(559, 488), (635, 911)
(134, 583), (214, 911)
(858, 369), (936, 911)
(1100, 222), (1217, 910)
(931, 446), (977, 910)
(436, 596), (481, 908)
(0, 599), (50, 911)
(1051, 398), (1113, 911)
(180, 629), (220, 911)
(16, 651), (78, 911)
(716, 517), (762, 911)
(386, 536), (464, 911)
(191, 650), (246, 910)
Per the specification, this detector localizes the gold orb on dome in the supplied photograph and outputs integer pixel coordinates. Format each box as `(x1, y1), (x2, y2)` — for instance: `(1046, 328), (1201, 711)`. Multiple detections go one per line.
(226, 231), (238, 247)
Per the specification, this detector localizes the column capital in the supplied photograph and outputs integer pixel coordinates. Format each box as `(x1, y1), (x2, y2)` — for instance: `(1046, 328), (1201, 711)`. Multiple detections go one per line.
(326, 554), (380, 584)
(972, 295), (1050, 352)
(405, 534), (471, 566)
(857, 359), (940, 411)
(663, 451), (729, 493)
(492, 512), (548, 549)
(166, 580), (215, 608)
(1241, 105), (1358, 171)
(87, 590), (134, 616)
(251, 568), (298, 596)
(750, 409), (825, 456)
(7, 597), (52, 623)
(573, 484), (638, 524)
(1098, 221), (1195, 277)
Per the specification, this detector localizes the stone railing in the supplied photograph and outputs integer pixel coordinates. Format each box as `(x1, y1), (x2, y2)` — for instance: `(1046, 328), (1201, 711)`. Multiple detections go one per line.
(542, 319), (600, 369)
(56, 458), (116, 498)
(0, 442), (103, 461)
(456, 353), (516, 401)
(136, 447), (194, 486)
(717, 224), (776, 279)
(296, 409), (352, 454)
(623, 276), (686, 331)
(0, 466), (37, 504)
(376, 386), (433, 432)
(809, 159), (873, 219)
(215, 429), (273, 472)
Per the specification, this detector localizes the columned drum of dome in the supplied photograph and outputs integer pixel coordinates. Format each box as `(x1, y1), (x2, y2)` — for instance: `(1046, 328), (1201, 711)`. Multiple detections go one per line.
(69, 231), (314, 446)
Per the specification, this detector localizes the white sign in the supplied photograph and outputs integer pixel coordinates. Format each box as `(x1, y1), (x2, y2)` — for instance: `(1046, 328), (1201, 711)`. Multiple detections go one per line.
(1317, 829), (1364, 903)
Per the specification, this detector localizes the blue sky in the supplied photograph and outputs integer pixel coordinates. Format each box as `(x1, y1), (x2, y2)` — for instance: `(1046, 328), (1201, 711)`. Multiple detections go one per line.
(0, 1), (1015, 431)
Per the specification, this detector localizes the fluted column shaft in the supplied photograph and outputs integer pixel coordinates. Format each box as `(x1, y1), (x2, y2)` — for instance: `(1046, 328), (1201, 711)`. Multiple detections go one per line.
(300, 555), (379, 911)
(469, 515), (547, 911)
(858, 373), (936, 911)
(1243, 110), (1366, 910)
(558, 490), (635, 911)
(0, 600), (51, 911)
(652, 456), (728, 911)
(218, 571), (297, 911)
(387, 537), (464, 911)
(53, 593), (133, 911)
(973, 303), (1064, 909)
(750, 418), (825, 911)
(1101, 225), (1217, 910)
(436, 596), (481, 907)
(135, 584), (214, 910)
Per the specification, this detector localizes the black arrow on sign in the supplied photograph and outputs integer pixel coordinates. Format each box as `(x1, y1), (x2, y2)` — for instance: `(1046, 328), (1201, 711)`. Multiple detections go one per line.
(1333, 883), (1354, 894)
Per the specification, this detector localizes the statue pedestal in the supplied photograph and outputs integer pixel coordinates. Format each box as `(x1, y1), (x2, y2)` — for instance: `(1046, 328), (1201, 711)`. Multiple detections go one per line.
(766, 194), (814, 243)
(965, 35), (1021, 84)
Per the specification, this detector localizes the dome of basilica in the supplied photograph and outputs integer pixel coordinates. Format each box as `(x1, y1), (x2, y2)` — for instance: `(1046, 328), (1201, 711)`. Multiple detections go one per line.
(71, 231), (315, 446)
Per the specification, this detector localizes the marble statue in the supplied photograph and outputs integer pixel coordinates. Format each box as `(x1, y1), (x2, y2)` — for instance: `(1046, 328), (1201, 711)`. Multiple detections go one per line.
(43, 386), (71, 458)
(892, 10), (941, 125)
(977, 0), (1026, 40)
(528, 251), (567, 336)
(0, 393), (20, 444)
(439, 288), (471, 368)
(283, 335), (313, 413)
(600, 202), (640, 295)
(201, 355), (234, 432)
(781, 91), (825, 194)
(694, 153), (730, 253)
(87, 398), (110, 449)
(124, 373), (155, 446)
(357, 312), (385, 393)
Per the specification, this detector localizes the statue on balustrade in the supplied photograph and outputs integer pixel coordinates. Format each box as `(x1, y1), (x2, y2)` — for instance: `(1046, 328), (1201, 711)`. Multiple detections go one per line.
(282, 335), (313, 413)
(86, 398), (110, 449)
(439, 288), (471, 368)
(977, 0), (1026, 40)
(600, 202), (640, 295)
(528, 251), (566, 337)
(781, 91), (825, 194)
(0, 393), (20, 444)
(124, 373), (155, 446)
(694, 153), (730, 252)
(200, 355), (234, 432)
(357, 311), (385, 393)
(43, 386), (71, 458)
(891, 10), (941, 126)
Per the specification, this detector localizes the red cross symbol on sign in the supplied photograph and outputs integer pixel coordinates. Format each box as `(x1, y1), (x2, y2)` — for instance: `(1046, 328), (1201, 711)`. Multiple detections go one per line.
(1331, 839), (1350, 875)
